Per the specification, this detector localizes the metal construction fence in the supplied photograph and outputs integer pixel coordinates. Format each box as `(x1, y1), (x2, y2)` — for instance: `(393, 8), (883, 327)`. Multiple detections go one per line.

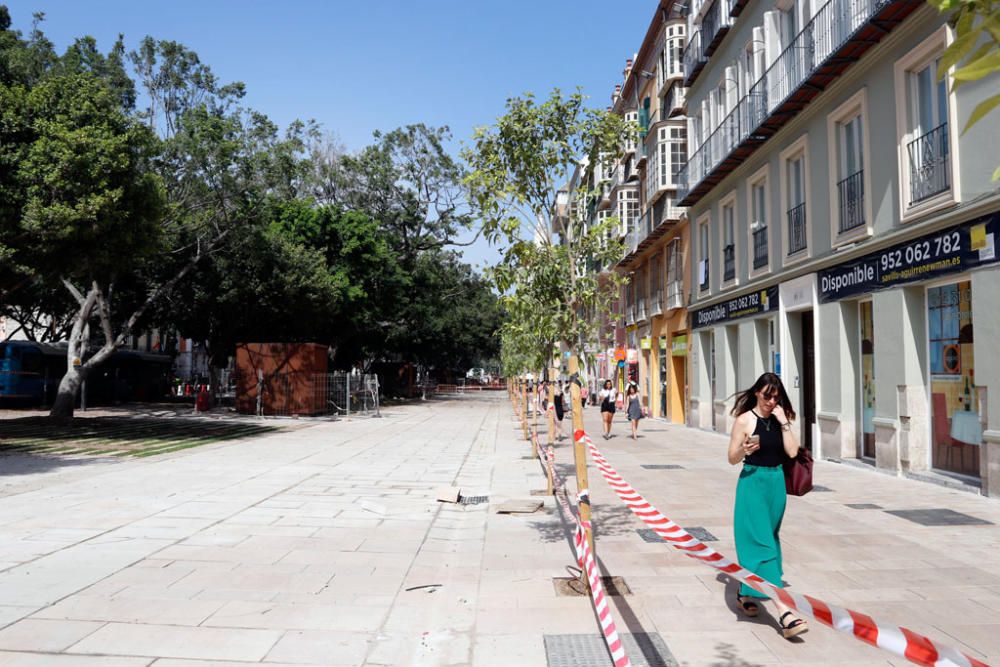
(234, 370), (380, 418)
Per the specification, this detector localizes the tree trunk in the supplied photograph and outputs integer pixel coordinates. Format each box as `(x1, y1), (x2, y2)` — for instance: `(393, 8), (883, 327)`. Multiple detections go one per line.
(50, 366), (86, 421)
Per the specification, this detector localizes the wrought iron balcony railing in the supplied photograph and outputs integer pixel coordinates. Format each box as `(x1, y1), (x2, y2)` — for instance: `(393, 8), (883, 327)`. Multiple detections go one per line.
(678, 0), (899, 204)
(907, 122), (950, 206)
(752, 226), (768, 269)
(787, 202), (807, 254)
(683, 29), (706, 86)
(723, 243), (735, 281)
(837, 169), (865, 233)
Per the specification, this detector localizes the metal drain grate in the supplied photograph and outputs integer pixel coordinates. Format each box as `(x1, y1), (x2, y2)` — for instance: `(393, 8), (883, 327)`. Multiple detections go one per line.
(544, 632), (678, 667)
(637, 526), (717, 543)
(885, 508), (992, 526)
(459, 495), (489, 505)
(845, 503), (882, 509)
(640, 464), (684, 470)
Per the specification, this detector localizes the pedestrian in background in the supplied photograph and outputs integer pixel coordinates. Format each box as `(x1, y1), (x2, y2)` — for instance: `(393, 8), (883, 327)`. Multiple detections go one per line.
(625, 382), (642, 440)
(553, 383), (566, 441)
(727, 372), (807, 640)
(598, 379), (617, 440)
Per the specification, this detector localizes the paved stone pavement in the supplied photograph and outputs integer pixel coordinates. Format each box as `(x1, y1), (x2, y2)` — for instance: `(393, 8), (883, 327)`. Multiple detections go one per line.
(1, 394), (999, 666)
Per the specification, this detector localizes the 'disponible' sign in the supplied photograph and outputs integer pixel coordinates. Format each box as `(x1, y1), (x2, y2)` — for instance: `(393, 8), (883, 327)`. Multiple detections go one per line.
(819, 212), (999, 302)
(691, 285), (778, 329)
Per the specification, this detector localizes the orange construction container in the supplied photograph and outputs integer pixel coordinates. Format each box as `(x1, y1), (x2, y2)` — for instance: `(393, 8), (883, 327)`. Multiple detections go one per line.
(234, 343), (328, 416)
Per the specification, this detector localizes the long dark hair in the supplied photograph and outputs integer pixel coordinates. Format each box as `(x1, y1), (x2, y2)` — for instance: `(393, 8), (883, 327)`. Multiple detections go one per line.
(730, 372), (796, 421)
(603, 379), (612, 390)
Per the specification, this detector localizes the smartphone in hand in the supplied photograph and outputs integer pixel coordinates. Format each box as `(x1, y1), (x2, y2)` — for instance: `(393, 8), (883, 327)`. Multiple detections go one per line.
(745, 434), (761, 454)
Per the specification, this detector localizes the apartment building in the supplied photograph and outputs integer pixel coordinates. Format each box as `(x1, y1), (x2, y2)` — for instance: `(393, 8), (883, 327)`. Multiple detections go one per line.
(585, 1), (692, 422)
(679, 0), (1000, 492)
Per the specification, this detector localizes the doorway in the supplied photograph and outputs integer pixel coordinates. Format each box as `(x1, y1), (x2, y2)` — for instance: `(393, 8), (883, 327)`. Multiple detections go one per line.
(801, 310), (816, 451)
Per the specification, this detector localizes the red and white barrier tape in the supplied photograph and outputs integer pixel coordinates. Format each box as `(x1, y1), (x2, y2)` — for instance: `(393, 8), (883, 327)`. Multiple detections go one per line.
(530, 429), (632, 667)
(576, 428), (990, 667)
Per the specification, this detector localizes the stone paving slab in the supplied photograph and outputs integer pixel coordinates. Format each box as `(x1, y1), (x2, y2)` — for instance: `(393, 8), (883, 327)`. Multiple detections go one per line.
(1, 395), (1000, 665)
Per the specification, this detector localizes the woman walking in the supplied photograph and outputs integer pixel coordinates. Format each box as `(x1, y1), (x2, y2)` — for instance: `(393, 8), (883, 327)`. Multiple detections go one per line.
(625, 383), (642, 440)
(598, 380), (617, 440)
(553, 383), (566, 441)
(727, 372), (808, 639)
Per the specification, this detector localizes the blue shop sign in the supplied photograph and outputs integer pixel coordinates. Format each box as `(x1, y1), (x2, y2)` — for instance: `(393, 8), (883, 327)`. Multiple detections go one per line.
(818, 213), (999, 302)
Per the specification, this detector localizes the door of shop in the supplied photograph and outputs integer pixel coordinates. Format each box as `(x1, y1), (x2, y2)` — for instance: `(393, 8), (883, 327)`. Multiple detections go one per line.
(801, 310), (816, 451)
(659, 337), (668, 419)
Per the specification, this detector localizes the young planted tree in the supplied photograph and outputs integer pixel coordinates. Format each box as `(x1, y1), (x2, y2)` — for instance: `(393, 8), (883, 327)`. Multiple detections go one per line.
(464, 88), (632, 568)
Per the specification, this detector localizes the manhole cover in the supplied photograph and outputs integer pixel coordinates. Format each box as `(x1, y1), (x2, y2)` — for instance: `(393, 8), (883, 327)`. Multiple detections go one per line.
(544, 632), (677, 667)
(459, 495), (489, 505)
(553, 575), (631, 597)
(637, 527), (716, 543)
(811, 485), (833, 492)
(845, 503), (882, 509)
(641, 464), (684, 470)
(885, 508), (992, 526)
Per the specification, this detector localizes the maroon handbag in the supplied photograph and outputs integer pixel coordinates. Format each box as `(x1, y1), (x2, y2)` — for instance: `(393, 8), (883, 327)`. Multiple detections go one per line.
(784, 447), (813, 496)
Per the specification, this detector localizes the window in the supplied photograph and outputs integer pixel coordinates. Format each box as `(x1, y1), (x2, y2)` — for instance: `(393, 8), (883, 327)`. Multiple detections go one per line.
(624, 110), (639, 153)
(827, 89), (871, 243)
(721, 196), (736, 283)
(780, 134), (809, 260)
(748, 166), (769, 274)
(837, 114), (864, 233)
(666, 237), (683, 309)
(928, 280), (979, 476)
(895, 28), (953, 218)
(741, 41), (756, 95)
(698, 217), (710, 292)
(617, 189), (639, 237)
(651, 125), (687, 195)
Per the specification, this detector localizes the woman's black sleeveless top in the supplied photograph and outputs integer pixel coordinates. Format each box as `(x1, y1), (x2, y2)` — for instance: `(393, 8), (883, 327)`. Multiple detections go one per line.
(744, 410), (787, 467)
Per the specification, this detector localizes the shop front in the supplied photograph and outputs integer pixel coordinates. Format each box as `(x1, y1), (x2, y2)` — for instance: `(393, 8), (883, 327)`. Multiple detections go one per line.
(816, 211), (1000, 491)
(690, 285), (780, 433)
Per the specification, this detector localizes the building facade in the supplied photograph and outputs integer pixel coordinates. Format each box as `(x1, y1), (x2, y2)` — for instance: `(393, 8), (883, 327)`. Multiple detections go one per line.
(679, 0), (1000, 492)
(591, 1), (691, 422)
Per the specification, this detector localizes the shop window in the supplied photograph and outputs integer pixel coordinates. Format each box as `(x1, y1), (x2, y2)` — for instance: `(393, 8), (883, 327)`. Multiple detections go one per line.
(928, 281), (979, 477)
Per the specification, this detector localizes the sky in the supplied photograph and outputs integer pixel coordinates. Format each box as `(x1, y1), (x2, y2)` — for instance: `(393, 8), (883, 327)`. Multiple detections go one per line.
(8, 0), (657, 270)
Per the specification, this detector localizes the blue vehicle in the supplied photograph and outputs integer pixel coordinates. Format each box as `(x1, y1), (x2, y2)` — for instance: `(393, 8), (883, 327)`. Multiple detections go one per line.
(0, 340), (173, 407)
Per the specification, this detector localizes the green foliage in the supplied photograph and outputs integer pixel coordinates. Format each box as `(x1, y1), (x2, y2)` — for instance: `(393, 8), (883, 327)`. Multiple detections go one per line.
(929, 0), (1000, 179)
(0, 7), (498, 398)
(463, 88), (631, 374)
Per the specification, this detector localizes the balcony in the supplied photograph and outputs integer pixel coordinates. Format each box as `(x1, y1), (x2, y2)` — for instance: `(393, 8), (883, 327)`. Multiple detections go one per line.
(752, 226), (768, 269)
(649, 289), (664, 317)
(677, 0), (920, 207)
(625, 301), (637, 326)
(699, 259), (710, 292)
(837, 169), (865, 233)
(683, 30), (706, 86)
(663, 84), (686, 119)
(907, 122), (950, 206)
(637, 296), (648, 323)
(723, 243), (735, 281)
(701, 0), (732, 58)
(666, 280), (684, 310)
(618, 206), (681, 268)
(787, 202), (807, 254)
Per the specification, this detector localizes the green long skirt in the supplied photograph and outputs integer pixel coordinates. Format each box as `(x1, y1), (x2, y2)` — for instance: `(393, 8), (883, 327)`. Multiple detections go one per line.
(734, 464), (786, 599)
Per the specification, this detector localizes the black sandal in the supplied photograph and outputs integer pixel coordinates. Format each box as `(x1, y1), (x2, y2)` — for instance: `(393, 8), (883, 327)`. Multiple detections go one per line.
(779, 611), (808, 639)
(735, 594), (759, 617)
